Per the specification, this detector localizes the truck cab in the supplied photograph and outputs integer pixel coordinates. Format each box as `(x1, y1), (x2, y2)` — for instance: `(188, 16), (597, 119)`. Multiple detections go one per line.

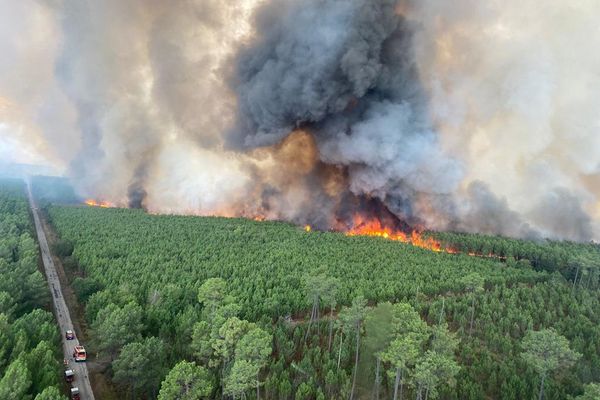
(70, 387), (80, 400)
(73, 345), (87, 362)
(64, 369), (74, 382)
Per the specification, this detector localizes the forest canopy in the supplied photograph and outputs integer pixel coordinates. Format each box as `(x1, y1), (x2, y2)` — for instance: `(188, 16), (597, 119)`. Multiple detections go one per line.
(44, 204), (600, 399)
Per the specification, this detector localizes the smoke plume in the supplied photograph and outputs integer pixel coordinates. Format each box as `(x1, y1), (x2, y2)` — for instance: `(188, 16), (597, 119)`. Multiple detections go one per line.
(0, 0), (598, 241)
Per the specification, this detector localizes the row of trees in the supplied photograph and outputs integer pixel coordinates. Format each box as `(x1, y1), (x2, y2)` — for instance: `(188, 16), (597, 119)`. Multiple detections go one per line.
(0, 180), (65, 399)
(431, 231), (600, 287)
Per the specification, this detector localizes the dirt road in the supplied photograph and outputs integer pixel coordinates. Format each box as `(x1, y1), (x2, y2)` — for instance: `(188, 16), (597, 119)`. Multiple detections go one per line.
(26, 182), (95, 400)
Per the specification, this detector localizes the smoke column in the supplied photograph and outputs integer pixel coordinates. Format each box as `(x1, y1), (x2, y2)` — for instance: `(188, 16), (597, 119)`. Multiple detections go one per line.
(404, 0), (600, 241)
(0, 0), (598, 241)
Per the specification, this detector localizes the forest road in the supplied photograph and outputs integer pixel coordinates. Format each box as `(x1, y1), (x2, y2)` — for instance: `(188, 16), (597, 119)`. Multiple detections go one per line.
(26, 181), (95, 400)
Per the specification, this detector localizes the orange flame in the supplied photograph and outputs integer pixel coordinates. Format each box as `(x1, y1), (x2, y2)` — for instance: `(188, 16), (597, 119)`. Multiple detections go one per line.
(345, 215), (458, 254)
(84, 199), (114, 208)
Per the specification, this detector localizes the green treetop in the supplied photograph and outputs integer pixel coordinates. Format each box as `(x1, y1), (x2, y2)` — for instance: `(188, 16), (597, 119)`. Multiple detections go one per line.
(158, 361), (214, 400)
(521, 329), (581, 400)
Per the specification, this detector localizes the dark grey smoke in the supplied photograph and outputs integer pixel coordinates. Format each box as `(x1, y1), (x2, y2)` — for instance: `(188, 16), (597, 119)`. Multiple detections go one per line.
(229, 0), (463, 228)
(2, 0), (597, 241)
(127, 163), (148, 209)
(455, 181), (538, 239)
(230, 0), (400, 148)
(529, 188), (593, 242)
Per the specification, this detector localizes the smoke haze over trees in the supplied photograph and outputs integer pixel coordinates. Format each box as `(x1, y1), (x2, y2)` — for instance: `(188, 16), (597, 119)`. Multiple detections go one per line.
(1, 0), (599, 241)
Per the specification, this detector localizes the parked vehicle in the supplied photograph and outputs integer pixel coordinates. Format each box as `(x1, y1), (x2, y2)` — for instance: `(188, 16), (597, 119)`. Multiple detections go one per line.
(64, 369), (74, 383)
(70, 387), (80, 400)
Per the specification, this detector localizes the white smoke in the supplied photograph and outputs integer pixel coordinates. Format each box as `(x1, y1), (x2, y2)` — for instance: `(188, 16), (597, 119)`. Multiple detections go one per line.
(0, 0), (598, 241)
(404, 0), (600, 240)
(145, 139), (252, 215)
(0, 0), (77, 169)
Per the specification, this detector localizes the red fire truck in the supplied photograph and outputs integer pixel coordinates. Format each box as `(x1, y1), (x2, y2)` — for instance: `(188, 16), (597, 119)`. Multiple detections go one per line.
(73, 345), (87, 362)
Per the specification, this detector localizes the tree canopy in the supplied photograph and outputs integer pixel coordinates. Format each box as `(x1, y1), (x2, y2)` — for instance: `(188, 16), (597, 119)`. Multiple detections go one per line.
(158, 361), (214, 400)
(0, 180), (62, 399)
(39, 188), (600, 400)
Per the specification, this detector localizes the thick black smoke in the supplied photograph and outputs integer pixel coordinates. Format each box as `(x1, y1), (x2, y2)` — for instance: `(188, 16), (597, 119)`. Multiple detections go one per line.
(1, 0), (598, 241)
(229, 0), (463, 229)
